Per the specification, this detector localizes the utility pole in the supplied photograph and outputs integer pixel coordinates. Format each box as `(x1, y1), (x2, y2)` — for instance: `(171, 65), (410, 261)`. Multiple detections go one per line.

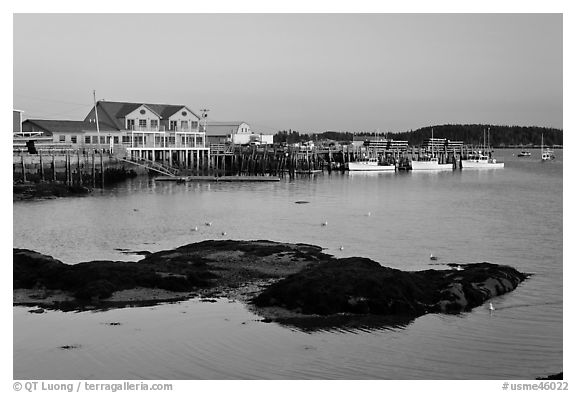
(200, 109), (210, 132)
(93, 90), (100, 135)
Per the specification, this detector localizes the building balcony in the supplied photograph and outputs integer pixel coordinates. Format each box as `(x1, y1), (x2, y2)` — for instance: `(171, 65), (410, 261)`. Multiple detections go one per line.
(127, 125), (200, 132)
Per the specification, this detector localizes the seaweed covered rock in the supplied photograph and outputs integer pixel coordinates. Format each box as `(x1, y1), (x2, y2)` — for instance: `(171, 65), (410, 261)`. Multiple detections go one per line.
(251, 258), (528, 317)
(13, 240), (329, 308)
(13, 248), (215, 302)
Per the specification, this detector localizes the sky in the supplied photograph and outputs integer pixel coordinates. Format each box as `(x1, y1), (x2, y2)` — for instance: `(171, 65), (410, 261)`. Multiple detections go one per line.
(13, 13), (563, 133)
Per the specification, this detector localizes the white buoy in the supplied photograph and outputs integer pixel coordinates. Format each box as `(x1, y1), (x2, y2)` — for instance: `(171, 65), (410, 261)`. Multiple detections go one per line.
(221, 231), (227, 236)
(339, 246), (344, 251)
(367, 212), (371, 217)
(192, 226), (198, 232)
(205, 222), (212, 226)
(489, 302), (495, 312)
(322, 221), (328, 226)
(430, 253), (437, 261)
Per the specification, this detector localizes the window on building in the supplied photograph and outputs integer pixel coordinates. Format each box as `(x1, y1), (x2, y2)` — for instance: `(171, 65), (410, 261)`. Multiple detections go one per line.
(191, 121), (198, 129)
(122, 135), (130, 143)
(113, 136), (119, 144)
(127, 119), (135, 130)
(151, 119), (158, 129)
(139, 119), (147, 129)
(100, 136), (106, 144)
(71, 136), (77, 144)
(59, 135), (66, 142)
(85, 136), (91, 144)
(181, 121), (188, 130)
(169, 121), (178, 131)
(92, 136), (99, 144)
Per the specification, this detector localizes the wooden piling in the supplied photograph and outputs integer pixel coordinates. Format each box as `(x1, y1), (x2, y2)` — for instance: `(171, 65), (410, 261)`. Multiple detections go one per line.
(100, 151), (104, 187)
(39, 152), (45, 181)
(21, 155), (27, 182)
(64, 153), (69, 185)
(77, 150), (82, 186)
(52, 154), (56, 182)
(92, 152), (96, 188)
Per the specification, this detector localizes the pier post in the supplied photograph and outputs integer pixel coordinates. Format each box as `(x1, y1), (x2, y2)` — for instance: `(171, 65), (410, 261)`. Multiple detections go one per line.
(100, 151), (104, 187)
(64, 153), (68, 185)
(92, 152), (96, 188)
(52, 154), (56, 182)
(77, 150), (82, 186)
(39, 151), (45, 181)
(21, 155), (27, 182)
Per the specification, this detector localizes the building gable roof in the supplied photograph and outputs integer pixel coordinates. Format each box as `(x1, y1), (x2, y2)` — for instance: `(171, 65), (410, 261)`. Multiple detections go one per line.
(121, 104), (163, 119)
(23, 119), (118, 135)
(203, 121), (249, 136)
(94, 101), (200, 128)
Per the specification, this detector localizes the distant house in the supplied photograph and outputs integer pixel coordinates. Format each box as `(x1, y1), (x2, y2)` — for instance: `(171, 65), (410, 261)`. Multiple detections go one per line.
(204, 121), (273, 145)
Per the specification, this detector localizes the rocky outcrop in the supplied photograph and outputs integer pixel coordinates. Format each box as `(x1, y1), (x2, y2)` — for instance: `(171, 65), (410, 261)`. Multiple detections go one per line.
(14, 241), (528, 322)
(251, 257), (528, 318)
(13, 240), (328, 309)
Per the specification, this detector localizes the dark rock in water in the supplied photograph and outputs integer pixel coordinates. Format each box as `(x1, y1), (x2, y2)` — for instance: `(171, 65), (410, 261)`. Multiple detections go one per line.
(537, 372), (563, 380)
(28, 308), (45, 314)
(13, 240), (328, 310)
(13, 241), (528, 327)
(59, 344), (81, 350)
(252, 258), (528, 318)
(294, 201), (310, 204)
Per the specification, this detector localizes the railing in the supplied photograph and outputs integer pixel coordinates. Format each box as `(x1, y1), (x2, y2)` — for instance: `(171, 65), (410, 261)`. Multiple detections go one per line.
(126, 125), (199, 132)
(118, 156), (179, 177)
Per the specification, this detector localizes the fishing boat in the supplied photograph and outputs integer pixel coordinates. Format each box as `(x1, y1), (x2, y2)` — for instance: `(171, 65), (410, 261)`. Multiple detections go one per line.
(347, 157), (395, 172)
(411, 127), (453, 171)
(518, 150), (531, 157)
(461, 151), (504, 169)
(411, 156), (454, 171)
(461, 128), (504, 169)
(541, 134), (554, 161)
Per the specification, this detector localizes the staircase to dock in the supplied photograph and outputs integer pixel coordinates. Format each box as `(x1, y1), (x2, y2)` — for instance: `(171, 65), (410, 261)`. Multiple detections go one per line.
(118, 156), (180, 177)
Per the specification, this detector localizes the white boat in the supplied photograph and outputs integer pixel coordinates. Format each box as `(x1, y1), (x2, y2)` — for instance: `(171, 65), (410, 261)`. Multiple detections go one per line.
(541, 134), (554, 161)
(518, 150), (531, 157)
(461, 151), (504, 169)
(411, 157), (453, 171)
(541, 149), (554, 161)
(411, 127), (453, 171)
(347, 157), (395, 172)
(461, 128), (504, 169)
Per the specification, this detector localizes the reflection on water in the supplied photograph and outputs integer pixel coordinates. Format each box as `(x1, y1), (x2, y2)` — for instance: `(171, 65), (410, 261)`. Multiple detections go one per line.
(13, 149), (562, 379)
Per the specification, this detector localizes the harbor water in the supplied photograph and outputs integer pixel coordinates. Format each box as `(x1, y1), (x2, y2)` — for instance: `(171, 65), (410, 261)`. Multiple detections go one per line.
(13, 149), (563, 379)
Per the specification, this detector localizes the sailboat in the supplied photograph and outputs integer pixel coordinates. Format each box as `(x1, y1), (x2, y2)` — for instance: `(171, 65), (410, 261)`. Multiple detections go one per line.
(541, 133), (554, 161)
(461, 127), (504, 169)
(411, 127), (454, 171)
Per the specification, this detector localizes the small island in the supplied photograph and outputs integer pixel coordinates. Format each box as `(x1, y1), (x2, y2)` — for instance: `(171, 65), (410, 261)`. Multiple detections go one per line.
(14, 240), (529, 328)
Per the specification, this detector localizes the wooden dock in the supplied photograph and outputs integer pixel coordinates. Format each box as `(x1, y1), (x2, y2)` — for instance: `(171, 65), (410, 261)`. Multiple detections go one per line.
(154, 176), (281, 182)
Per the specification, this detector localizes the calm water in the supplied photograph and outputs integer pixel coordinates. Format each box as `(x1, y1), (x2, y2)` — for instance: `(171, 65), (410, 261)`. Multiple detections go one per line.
(13, 149), (563, 379)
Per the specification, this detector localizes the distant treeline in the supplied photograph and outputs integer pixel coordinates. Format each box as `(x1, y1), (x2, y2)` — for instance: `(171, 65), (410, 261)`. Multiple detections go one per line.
(273, 125), (563, 146)
(394, 124), (563, 147)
